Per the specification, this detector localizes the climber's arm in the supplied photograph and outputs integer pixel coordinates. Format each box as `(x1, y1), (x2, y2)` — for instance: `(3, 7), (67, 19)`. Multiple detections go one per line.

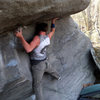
(48, 18), (58, 39)
(15, 29), (40, 53)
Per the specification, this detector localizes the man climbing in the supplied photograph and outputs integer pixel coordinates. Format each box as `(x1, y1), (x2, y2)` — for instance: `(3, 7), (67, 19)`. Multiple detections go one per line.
(15, 18), (60, 100)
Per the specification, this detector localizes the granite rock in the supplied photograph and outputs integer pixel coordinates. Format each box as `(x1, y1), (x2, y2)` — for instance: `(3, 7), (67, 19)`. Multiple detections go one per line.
(0, 16), (95, 100)
(0, 0), (96, 100)
(0, 0), (90, 34)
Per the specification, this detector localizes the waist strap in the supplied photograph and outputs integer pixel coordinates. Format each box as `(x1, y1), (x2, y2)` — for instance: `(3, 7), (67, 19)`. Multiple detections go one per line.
(31, 57), (48, 65)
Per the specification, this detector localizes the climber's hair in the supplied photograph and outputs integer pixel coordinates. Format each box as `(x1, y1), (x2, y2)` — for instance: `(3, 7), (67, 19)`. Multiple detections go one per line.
(34, 23), (48, 36)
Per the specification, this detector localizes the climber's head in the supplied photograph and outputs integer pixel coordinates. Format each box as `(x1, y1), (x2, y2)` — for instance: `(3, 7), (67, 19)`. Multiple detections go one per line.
(34, 23), (48, 36)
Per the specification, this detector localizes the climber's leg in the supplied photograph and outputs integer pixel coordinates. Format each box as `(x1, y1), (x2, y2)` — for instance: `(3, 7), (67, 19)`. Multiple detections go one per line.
(45, 60), (60, 80)
(32, 61), (46, 100)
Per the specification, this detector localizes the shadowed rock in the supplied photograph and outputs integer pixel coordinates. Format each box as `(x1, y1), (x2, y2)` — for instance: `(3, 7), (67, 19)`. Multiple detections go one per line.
(0, 0), (90, 34)
(91, 47), (100, 70)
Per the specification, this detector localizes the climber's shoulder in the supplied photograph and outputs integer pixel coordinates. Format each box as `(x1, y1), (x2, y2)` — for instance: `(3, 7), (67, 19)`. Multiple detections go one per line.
(31, 35), (40, 45)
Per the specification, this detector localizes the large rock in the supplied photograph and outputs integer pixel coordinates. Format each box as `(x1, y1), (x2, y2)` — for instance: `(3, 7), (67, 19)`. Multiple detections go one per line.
(0, 34), (33, 100)
(42, 16), (95, 100)
(0, 0), (90, 34)
(0, 0), (96, 100)
(0, 16), (95, 100)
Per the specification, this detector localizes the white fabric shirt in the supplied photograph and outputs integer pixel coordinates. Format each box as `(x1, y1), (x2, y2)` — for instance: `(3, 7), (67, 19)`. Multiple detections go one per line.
(30, 35), (50, 60)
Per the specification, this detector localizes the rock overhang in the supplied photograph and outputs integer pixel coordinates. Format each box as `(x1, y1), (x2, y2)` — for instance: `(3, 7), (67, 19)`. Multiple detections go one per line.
(0, 0), (90, 34)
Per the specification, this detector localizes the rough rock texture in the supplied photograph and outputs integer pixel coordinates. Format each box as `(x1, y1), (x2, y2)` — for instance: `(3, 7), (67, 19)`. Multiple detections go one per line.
(0, 16), (95, 100)
(42, 17), (95, 100)
(91, 47), (100, 70)
(90, 47), (100, 84)
(0, 34), (33, 100)
(0, 0), (96, 100)
(0, 0), (90, 34)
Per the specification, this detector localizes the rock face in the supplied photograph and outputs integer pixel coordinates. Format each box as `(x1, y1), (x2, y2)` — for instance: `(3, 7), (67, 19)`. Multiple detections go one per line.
(0, 0), (96, 100)
(42, 17), (95, 100)
(91, 47), (100, 70)
(0, 34), (33, 100)
(0, 0), (90, 34)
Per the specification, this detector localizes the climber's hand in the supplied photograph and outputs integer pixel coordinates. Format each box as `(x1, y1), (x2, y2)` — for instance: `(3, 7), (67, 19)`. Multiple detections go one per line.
(52, 18), (59, 24)
(15, 27), (23, 38)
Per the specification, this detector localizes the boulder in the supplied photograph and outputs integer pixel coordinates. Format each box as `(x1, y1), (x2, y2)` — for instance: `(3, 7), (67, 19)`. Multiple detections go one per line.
(0, 16), (95, 100)
(42, 16), (95, 100)
(0, 0), (96, 100)
(0, 0), (90, 34)
(0, 34), (33, 100)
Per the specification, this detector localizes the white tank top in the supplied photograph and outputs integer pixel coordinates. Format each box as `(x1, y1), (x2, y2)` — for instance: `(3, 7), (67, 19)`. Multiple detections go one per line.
(30, 35), (50, 61)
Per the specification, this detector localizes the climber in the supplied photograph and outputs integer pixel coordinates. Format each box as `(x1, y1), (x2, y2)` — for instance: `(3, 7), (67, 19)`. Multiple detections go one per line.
(15, 18), (60, 100)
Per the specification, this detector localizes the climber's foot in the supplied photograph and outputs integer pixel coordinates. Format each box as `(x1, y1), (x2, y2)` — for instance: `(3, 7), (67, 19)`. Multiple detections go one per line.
(54, 75), (61, 80)
(58, 76), (61, 80)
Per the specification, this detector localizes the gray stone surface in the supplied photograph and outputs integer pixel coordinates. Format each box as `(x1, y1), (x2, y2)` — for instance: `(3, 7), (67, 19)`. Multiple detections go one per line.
(0, 0), (96, 100)
(42, 17), (95, 100)
(0, 16), (95, 100)
(0, 0), (90, 34)
(0, 34), (33, 100)
(25, 95), (36, 100)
